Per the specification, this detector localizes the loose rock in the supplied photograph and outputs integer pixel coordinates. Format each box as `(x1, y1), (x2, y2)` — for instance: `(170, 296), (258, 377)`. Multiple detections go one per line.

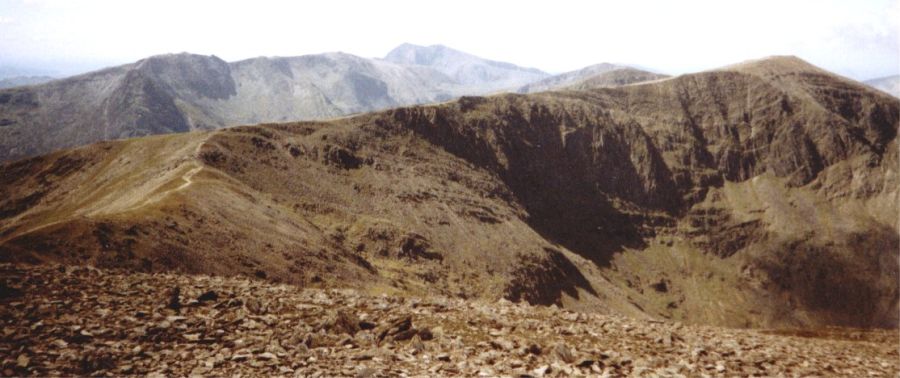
(0, 263), (895, 377)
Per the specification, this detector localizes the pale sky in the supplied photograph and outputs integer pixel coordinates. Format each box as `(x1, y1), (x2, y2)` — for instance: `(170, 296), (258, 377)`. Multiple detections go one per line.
(0, 0), (897, 80)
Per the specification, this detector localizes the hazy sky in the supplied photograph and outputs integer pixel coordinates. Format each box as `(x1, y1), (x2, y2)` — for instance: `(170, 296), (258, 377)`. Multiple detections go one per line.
(0, 0), (897, 79)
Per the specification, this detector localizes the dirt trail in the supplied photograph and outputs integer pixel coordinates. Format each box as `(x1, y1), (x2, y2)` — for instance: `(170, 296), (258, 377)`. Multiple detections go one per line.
(0, 161), (204, 244)
(157, 164), (202, 199)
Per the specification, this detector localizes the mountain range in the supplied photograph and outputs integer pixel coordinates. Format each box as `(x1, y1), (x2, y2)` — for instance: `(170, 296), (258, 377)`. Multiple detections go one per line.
(0, 45), (686, 162)
(1, 54), (896, 329)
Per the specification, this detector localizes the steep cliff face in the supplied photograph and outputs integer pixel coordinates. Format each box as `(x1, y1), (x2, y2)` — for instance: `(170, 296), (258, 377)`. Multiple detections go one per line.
(0, 57), (896, 328)
(370, 57), (898, 328)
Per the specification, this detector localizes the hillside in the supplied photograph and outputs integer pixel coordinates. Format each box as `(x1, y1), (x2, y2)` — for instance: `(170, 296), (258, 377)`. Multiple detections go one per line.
(0, 56), (897, 330)
(2, 263), (896, 376)
(0, 47), (546, 162)
(518, 64), (668, 93)
(865, 75), (900, 98)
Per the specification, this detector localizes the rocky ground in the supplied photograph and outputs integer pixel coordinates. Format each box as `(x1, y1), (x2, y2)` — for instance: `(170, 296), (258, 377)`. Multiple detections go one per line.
(1, 263), (897, 377)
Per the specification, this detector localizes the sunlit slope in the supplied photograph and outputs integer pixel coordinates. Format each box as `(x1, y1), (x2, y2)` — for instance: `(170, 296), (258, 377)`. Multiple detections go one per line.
(1, 56), (896, 328)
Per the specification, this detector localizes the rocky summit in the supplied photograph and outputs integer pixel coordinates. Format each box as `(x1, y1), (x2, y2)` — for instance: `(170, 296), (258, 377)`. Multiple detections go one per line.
(2, 263), (897, 377)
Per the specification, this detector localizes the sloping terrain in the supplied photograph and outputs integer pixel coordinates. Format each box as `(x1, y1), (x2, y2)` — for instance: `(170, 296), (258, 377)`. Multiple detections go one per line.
(384, 43), (549, 93)
(0, 56), (897, 330)
(865, 75), (900, 98)
(0, 112), (630, 315)
(2, 263), (897, 377)
(518, 64), (668, 93)
(0, 47), (546, 162)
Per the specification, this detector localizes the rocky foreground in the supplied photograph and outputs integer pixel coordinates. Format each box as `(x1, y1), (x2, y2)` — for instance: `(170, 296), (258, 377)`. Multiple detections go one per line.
(1, 263), (897, 377)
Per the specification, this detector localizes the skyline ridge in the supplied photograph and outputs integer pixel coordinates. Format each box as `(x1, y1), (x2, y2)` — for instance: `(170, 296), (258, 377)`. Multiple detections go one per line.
(0, 0), (896, 80)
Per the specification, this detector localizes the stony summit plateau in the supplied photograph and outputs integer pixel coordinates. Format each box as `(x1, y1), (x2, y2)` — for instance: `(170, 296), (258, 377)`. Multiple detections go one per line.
(0, 46), (897, 377)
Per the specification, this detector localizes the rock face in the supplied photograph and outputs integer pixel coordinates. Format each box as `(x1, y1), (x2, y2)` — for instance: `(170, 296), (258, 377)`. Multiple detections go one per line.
(0, 47), (546, 162)
(0, 56), (897, 329)
(1, 263), (897, 377)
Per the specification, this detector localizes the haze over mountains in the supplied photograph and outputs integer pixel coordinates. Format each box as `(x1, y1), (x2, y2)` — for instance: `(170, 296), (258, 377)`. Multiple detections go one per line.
(0, 76), (55, 90)
(1, 54), (896, 330)
(384, 43), (549, 92)
(865, 75), (900, 98)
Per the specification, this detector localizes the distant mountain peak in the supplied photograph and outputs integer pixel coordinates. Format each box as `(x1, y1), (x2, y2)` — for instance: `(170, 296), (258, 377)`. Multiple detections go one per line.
(384, 43), (548, 90)
(131, 53), (235, 100)
(134, 53), (231, 76)
(388, 42), (453, 52)
(384, 43), (470, 67)
(138, 52), (219, 63)
(578, 62), (621, 71)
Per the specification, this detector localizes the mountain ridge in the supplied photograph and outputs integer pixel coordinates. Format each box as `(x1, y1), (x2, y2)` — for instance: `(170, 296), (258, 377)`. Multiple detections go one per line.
(1, 55), (896, 329)
(0, 47), (549, 162)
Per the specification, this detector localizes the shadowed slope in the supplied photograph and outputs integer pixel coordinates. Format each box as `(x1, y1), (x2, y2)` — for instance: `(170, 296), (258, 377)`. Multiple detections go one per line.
(0, 56), (897, 328)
